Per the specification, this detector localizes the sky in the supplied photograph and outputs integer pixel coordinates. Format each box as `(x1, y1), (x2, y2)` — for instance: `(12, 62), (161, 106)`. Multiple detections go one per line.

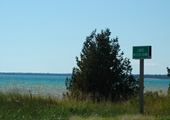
(0, 0), (170, 74)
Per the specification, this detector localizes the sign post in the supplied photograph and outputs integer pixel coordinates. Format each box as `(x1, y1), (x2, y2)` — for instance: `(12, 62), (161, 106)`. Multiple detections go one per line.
(133, 46), (152, 114)
(140, 59), (144, 114)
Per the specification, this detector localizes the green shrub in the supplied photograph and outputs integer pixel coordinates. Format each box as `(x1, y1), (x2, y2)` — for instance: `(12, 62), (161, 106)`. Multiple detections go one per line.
(65, 29), (139, 102)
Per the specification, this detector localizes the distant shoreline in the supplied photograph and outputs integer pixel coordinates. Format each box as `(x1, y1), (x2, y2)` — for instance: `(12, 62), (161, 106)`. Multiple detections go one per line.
(0, 72), (72, 77)
(0, 72), (169, 79)
(144, 78), (170, 80)
(133, 74), (170, 79)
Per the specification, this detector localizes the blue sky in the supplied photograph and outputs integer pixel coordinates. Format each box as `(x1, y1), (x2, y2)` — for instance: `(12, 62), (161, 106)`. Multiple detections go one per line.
(0, 0), (170, 74)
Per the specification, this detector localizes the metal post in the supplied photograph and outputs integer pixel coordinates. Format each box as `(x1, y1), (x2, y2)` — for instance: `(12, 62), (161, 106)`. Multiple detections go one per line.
(140, 59), (144, 114)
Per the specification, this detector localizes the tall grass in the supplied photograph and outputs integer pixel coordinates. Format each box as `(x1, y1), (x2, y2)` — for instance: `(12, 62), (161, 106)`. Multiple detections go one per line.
(0, 87), (170, 119)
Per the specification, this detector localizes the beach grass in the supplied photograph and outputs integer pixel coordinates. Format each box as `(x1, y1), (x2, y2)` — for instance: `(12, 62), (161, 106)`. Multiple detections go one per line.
(0, 88), (170, 119)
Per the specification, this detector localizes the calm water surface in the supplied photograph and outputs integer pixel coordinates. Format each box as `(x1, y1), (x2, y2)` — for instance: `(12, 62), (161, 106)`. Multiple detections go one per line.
(144, 78), (170, 93)
(0, 75), (67, 98)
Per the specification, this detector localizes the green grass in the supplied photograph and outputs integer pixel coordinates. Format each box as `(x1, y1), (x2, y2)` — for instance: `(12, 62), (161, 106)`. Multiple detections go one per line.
(0, 88), (170, 119)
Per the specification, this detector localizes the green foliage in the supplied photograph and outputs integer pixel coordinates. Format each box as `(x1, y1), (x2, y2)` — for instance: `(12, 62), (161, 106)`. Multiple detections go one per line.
(65, 29), (139, 102)
(1, 89), (170, 119)
(167, 84), (170, 95)
(167, 67), (170, 77)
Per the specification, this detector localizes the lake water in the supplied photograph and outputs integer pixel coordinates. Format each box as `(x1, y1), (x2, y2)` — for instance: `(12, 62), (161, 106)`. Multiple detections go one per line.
(0, 75), (170, 98)
(0, 75), (67, 98)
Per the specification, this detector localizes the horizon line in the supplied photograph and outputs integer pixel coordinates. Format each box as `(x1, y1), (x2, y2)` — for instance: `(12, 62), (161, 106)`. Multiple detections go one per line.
(0, 72), (167, 75)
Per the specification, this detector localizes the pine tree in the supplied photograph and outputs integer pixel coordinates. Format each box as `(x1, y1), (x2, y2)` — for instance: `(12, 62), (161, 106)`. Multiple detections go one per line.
(65, 29), (139, 102)
(167, 67), (170, 77)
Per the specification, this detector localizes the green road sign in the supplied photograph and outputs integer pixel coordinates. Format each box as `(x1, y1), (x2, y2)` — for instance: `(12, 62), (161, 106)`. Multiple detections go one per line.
(132, 45), (152, 114)
(133, 46), (151, 59)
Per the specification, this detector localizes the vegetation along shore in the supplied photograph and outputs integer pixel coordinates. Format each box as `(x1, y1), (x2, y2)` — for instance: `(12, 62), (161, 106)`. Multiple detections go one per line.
(0, 87), (169, 119)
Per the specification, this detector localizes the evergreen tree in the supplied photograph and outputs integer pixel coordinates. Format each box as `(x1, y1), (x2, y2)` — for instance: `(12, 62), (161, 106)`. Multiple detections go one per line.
(65, 29), (139, 102)
(167, 67), (170, 77)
